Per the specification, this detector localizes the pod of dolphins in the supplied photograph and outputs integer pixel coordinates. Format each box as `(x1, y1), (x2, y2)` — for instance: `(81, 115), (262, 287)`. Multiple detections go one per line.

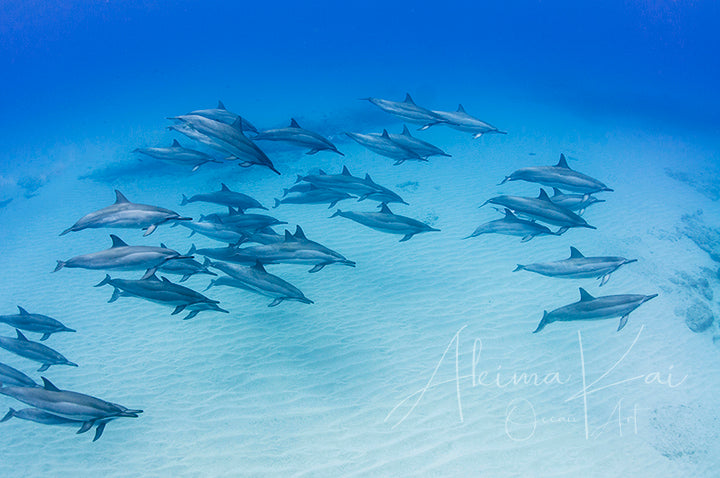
(0, 93), (657, 443)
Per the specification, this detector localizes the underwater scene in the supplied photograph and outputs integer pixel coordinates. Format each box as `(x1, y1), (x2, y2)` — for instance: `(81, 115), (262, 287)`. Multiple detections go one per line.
(1, 1), (719, 476)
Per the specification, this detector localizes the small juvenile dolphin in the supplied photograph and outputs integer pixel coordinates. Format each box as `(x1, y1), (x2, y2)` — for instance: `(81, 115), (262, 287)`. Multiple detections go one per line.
(156, 246), (216, 282)
(548, 188), (604, 216)
(274, 186), (353, 209)
(533, 288), (658, 333)
(54, 235), (190, 274)
(198, 208), (287, 232)
(465, 209), (561, 242)
(0, 306), (75, 341)
(133, 140), (222, 172)
(388, 125), (451, 159)
(515, 247), (636, 286)
(168, 123), (231, 154)
(254, 118), (343, 156)
(207, 260), (314, 307)
(95, 273), (228, 320)
(331, 203), (439, 242)
(482, 189), (596, 233)
(0, 330), (77, 372)
(0, 377), (142, 441)
(60, 190), (191, 236)
(180, 183), (266, 211)
(188, 101), (258, 133)
(500, 154), (612, 194)
(345, 130), (425, 165)
(0, 362), (38, 388)
(419, 104), (506, 138)
(362, 93), (445, 124)
(297, 166), (407, 204)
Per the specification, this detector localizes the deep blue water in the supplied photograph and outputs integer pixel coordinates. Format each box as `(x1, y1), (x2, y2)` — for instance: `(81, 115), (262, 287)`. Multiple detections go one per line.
(1, 1), (720, 477)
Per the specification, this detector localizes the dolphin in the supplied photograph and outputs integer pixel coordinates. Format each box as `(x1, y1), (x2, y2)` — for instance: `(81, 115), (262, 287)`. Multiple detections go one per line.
(274, 186), (353, 209)
(419, 104), (506, 138)
(388, 125), (451, 159)
(253, 118), (343, 156)
(465, 209), (561, 242)
(0, 306), (75, 341)
(187, 101), (258, 133)
(180, 183), (266, 211)
(500, 154), (613, 194)
(197, 208), (287, 232)
(0, 330), (77, 372)
(234, 227), (285, 246)
(169, 115), (279, 174)
(481, 189), (596, 233)
(206, 260), (314, 307)
(548, 187), (605, 215)
(195, 226), (355, 273)
(167, 123), (232, 154)
(330, 203), (439, 242)
(515, 247), (637, 286)
(0, 407), (116, 441)
(297, 166), (408, 205)
(0, 198), (13, 209)
(533, 288), (658, 333)
(133, 140), (222, 172)
(0, 362), (38, 388)
(60, 190), (191, 236)
(0, 377), (142, 441)
(178, 221), (249, 245)
(157, 246), (217, 282)
(345, 130), (425, 165)
(95, 273), (228, 320)
(54, 235), (190, 274)
(362, 93), (445, 124)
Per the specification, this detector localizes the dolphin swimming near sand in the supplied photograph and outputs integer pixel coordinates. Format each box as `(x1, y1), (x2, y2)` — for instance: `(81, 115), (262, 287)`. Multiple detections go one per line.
(197, 208), (287, 233)
(167, 123), (231, 154)
(388, 125), (451, 159)
(548, 188), (604, 215)
(178, 221), (249, 245)
(0, 330), (77, 372)
(500, 154), (613, 194)
(274, 186), (353, 209)
(60, 190), (191, 236)
(180, 183), (266, 211)
(0, 407), (115, 441)
(0, 377), (142, 441)
(331, 203), (439, 242)
(157, 246), (216, 282)
(465, 209), (561, 241)
(297, 166), (408, 205)
(345, 130), (425, 165)
(54, 235), (190, 274)
(362, 93), (445, 124)
(188, 101), (258, 133)
(419, 104), (506, 138)
(0, 306), (75, 341)
(533, 288), (658, 333)
(133, 140), (222, 172)
(515, 247), (636, 286)
(254, 118), (343, 156)
(0, 363), (38, 388)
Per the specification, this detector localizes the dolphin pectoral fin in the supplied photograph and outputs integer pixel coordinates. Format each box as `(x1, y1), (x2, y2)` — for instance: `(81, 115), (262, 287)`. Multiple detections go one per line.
(306, 149), (320, 155)
(618, 315), (629, 332)
(473, 133), (484, 139)
(143, 224), (157, 236)
(578, 208), (586, 216)
(599, 273), (610, 287)
(399, 234), (414, 242)
(93, 422), (107, 441)
(183, 310), (199, 320)
(140, 268), (158, 280)
(418, 122), (439, 131)
(521, 235), (534, 243)
(180, 274), (191, 283)
(239, 161), (253, 168)
(40, 333), (51, 341)
(77, 421), (94, 434)
(556, 227), (569, 235)
(37, 364), (50, 372)
(268, 298), (283, 307)
(308, 264), (326, 273)
(172, 305), (186, 315)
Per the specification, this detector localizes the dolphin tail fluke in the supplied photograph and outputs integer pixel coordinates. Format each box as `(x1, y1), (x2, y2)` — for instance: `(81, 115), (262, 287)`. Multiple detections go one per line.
(53, 261), (66, 273)
(94, 274), (112, 287)
(204, 280), (216, 292)
(533, 311), (549, 333)
(330, 209), (342, 218)
(93, 422), (107, 442)
(513, 265), (525, 272)
(273, 198), (281, 208)
(0, 408), (15, 423)
(180, 194), (190, 206)
(295, 175), (304, 184)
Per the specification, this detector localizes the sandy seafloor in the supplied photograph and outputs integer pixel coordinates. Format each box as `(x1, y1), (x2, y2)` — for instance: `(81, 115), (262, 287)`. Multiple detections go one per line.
(0, 90), (719, 478)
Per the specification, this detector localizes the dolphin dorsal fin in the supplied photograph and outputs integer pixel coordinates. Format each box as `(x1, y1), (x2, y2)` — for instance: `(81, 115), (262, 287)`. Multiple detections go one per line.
(404, 93), (415, 104)
(114, 190), (130, 204)
(217, 100), (226, 110)
(552, 187), (563, 196)
(379, 203), (392, 214)
(457, 104), (466, 113)
(401, 125), (412, 136)
(503, 209), (518, 220)
(42, 377), (61, 392)
(252, 260), (267, 273)
(17, 306), (29, 315)
(161, 277), (172, 283)
(171, 139), (181, 148)
(145, 273), (161, 281)
(364, 173), (375, 184)
(187, 244), (197, 255)
(569, 247), (584, 259)
(289, 118), (301, 128)
(556, 154), (570, 169)
(15, 329), (28, 341)
(110, 235), (129, 248)
(294, 225), (307, 240)
(341, 165), (352, 176)
(381, 129), (390, 139)
(537, 189), (552, 202)
(318, 169), (327, 175)
(579, 288), (595, 302)
(160, 243), (168, 249)
(232, 116), (244, 133)
(284, 230), (295, 241)
(221, 183), (230, 191)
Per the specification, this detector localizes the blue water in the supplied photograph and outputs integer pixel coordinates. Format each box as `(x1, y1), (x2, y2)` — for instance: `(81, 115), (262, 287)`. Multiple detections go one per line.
(1, 1), (720, 476)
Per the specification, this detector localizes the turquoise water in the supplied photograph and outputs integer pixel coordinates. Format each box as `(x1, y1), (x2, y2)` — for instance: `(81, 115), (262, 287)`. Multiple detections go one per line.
(2, 2), (720, 477)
